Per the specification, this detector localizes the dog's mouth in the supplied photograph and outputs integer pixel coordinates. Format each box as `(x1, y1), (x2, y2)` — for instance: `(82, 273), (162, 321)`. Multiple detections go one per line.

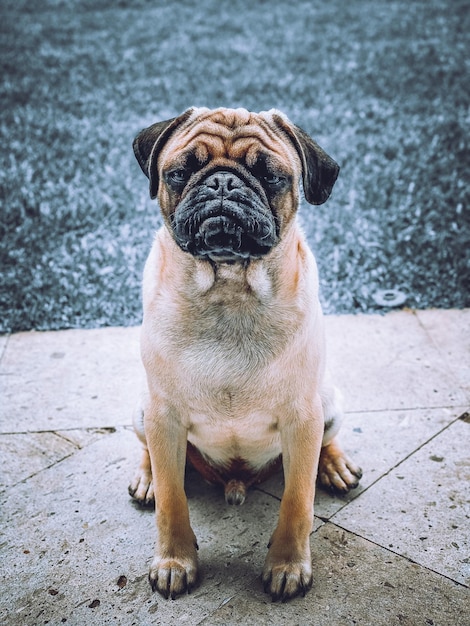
(185, 213), (275, 261)
(170, 170), (278, 262)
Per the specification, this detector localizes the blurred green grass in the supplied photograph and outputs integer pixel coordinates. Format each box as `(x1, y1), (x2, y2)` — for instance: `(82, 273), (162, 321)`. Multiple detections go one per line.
(1, 0), (469, 332)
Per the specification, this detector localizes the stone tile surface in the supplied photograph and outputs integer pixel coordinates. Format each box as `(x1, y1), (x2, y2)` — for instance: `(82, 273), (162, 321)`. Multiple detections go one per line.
(0, 432), (77, 490)
(332, 417), (470, 586)
(0, 327), (142, 433)
(325, 311), (467, 412)
(2, 426), (467, 626)
(416, 308), (470, 397)
(0, 333), (9, 359)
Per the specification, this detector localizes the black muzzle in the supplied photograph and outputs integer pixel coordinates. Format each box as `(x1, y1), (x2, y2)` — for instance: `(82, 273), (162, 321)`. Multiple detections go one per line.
(171, 171), (278, 262)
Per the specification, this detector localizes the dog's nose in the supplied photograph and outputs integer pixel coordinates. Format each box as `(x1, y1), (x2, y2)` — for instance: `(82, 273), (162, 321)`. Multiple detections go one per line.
(204, 171), (243, 194)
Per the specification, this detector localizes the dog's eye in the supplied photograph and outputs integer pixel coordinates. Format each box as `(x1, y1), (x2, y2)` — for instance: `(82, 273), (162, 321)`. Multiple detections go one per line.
(263, 174), (284, 187)
(167, 169), (189, 186)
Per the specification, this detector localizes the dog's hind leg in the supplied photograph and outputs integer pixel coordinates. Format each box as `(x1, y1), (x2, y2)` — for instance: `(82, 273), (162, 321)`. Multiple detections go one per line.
(318, 382), (362, 493)
(128, 397), (155, 506)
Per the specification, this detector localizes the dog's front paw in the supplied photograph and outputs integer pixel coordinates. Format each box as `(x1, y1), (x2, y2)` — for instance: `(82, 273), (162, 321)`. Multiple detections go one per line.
(149, 550), (198, 599)
(318, 439), (362, 493)
(262, 550), (313, 602)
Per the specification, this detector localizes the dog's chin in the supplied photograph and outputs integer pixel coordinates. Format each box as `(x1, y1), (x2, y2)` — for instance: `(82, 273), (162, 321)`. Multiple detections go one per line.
(197, 250), (250, 264)
(175, 236), (274, 264)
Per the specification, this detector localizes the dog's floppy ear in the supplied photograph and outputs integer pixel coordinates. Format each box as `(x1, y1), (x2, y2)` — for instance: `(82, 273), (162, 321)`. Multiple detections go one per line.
(271, 113), (340, 205)
(133, 108), (194, 199)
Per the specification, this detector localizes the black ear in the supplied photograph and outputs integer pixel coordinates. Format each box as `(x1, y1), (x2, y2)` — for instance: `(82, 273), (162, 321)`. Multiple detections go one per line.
(133, 108), (194, 199)
(272, 114), (340, 205)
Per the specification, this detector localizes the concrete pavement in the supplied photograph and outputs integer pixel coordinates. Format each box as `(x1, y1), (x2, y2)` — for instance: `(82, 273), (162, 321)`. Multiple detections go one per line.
(0, 309), (469, 625)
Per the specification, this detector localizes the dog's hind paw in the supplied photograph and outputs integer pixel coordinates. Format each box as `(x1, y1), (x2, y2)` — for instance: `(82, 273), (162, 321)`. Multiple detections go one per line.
(129, 447), (155, 506)
(317, 438), (362, 493)
(128, 465), (155, 507)
(128, 473), (155, 506)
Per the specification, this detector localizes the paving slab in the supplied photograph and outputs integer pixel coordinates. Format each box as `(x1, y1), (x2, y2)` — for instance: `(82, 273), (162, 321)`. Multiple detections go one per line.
(416, 308), (470, 396)
(332, 416), (470, 586)
(326, 311), (468, 412)
(0, 327), (142, 433)
(1, 312), (467, 435)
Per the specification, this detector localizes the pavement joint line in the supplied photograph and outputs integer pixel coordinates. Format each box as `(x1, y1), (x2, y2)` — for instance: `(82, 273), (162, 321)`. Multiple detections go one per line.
(378, 409), (470, 470)
(335, 411), (470, 507)
(345, 404), (470, 415)
(0, 334), (10, 362)
(0, 449), (80, 494)
(0, 425), (131, 436)
(253, 486), (281, 501)
(323, 520), (470, 590)
(53, 431), (87, 448)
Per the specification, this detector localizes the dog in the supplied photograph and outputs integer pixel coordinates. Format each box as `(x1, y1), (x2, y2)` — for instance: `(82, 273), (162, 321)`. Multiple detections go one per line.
(128, 107), (362, 602)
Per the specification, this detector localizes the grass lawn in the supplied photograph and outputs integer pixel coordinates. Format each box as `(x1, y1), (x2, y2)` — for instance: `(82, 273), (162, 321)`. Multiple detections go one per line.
(0, 0), (469, 332)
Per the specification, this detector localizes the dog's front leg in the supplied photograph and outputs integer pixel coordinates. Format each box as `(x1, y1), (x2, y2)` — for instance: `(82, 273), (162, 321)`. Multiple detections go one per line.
(262, 397), (323, 602)
(145, 400), (198, 599)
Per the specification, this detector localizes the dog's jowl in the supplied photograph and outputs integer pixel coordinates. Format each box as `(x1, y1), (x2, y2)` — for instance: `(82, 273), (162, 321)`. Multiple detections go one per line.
(128, 107), (362, 601)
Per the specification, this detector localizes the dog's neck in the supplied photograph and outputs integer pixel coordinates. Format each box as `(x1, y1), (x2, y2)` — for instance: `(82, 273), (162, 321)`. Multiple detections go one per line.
(157, 222), (315, 308)
(213, 260), (273, 301)
(189, 222), (312, 303)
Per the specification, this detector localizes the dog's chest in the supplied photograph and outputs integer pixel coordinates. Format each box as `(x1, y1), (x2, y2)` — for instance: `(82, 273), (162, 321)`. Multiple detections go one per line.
(164, 307), (287, 470)
(145, 258), (313, 469)
(163, 264), (286, 360)
(172, 310), (284, 409)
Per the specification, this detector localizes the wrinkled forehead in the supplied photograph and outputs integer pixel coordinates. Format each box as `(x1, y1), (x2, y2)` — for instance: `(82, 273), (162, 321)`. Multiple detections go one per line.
(159, 108), (299, 170)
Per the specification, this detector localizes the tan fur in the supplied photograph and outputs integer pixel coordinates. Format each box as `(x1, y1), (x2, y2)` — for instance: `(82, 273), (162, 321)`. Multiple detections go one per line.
(129, 108), (362, 601)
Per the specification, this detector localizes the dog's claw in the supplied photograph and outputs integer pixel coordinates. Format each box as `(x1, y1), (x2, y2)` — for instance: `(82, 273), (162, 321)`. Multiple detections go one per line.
(148, 553), (198, 600)
(262, 559), (313, 602)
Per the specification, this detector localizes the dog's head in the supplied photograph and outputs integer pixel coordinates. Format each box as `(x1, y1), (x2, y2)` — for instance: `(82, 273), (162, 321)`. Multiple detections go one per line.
(133, 107), (339, 263)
